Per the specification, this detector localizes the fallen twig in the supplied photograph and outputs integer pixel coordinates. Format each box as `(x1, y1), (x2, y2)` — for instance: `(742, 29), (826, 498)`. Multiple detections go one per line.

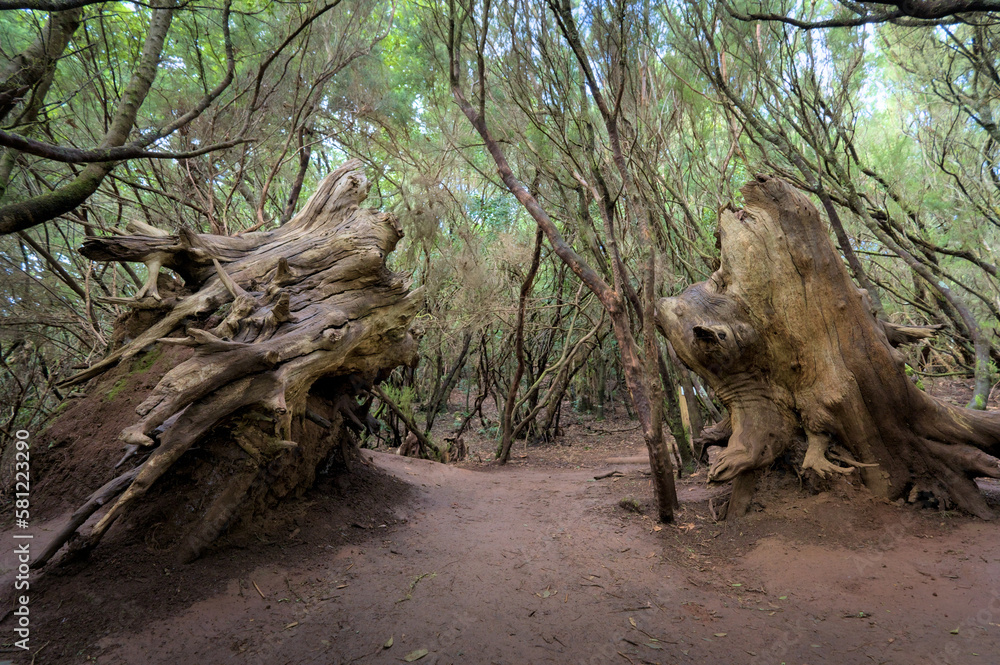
(587, 423), (641, 434)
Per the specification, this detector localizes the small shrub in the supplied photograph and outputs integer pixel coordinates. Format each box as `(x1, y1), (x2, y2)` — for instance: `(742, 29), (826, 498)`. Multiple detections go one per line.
(618, 497), (643, 514)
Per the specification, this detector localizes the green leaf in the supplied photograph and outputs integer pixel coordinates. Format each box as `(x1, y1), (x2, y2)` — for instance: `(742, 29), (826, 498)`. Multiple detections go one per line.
(404, 648), (429, 661)
(384, 636), (394, 649)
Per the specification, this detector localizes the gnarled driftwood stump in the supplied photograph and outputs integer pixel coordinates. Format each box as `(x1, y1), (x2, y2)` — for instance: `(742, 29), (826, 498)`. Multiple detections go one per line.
(35, 160), (421, 565)
(657, 175), (1000, 519)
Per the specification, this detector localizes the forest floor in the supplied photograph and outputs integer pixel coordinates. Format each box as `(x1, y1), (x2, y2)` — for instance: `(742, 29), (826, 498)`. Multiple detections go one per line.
(3, 378), (1000, 664)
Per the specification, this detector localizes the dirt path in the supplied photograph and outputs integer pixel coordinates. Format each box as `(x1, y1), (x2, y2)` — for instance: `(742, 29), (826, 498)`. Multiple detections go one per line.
(7, 440), (1000, 665)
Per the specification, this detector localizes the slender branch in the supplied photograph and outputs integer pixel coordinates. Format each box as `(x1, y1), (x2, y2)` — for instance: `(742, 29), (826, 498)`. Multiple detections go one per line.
(0, 130), (248, 163)
(16, 231), (86, 299)
(722, 0), (998, 29)
(248, 0), (347, 111)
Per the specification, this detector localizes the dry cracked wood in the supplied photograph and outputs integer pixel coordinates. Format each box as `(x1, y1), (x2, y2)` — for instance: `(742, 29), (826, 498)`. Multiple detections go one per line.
(39, 160), (421, 565)
(656, 175), (1000, 519)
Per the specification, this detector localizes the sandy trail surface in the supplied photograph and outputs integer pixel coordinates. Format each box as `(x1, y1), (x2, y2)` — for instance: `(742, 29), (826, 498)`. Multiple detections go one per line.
(6, 440), (1000, 665)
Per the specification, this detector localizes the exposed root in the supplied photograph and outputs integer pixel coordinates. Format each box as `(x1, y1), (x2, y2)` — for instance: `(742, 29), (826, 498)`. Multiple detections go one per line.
(880, 321), (943, 347)
(31, 468), (140, 569)
(802, 432), (857, 478)
(827, 445), (880, 470)
(708, 446), (756, 483)
(715, 471), (757, 521)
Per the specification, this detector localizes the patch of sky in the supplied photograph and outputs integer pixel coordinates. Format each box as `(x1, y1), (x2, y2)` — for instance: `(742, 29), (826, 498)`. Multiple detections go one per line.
(411, 94), (430, 136)
(162, 55), (186, 70)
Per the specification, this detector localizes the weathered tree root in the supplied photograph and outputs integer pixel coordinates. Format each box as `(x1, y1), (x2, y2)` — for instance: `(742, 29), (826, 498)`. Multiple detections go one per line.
(37, 161), (421, 566)
(32, 467), (140, 568)
(657, 175), (1000, 519)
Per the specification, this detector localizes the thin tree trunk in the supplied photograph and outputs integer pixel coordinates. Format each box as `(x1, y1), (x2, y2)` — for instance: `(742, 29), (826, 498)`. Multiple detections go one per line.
(280, 126), (313, 224)
(817, 189), (884, 316)
(425, 330), (473, 434)
(499, 227), (543, 463)
(374, 385), (442, 459)
(549, 0), (678, 515)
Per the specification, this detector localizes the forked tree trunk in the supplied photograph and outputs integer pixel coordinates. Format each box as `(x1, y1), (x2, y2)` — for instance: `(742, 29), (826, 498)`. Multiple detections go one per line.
(656, 175), (1000, 519)
(34, 160), (422, 566)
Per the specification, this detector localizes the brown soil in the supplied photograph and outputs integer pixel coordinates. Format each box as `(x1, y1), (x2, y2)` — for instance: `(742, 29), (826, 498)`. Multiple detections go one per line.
(3, 384), (1000, 665)
(28, 344), (193, 515)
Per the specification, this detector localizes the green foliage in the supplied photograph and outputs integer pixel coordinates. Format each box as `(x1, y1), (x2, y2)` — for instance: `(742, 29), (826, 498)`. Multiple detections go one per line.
(382, 384), (417, 421)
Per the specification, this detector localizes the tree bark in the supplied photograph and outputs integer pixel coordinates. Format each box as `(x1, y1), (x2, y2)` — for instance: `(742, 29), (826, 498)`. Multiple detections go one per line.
(656, 175), (1000, 519)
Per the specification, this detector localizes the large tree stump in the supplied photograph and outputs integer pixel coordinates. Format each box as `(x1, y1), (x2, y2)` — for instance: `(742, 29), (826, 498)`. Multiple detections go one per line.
(35, 160), (422, 566)
(656, 175), (1000, 518)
